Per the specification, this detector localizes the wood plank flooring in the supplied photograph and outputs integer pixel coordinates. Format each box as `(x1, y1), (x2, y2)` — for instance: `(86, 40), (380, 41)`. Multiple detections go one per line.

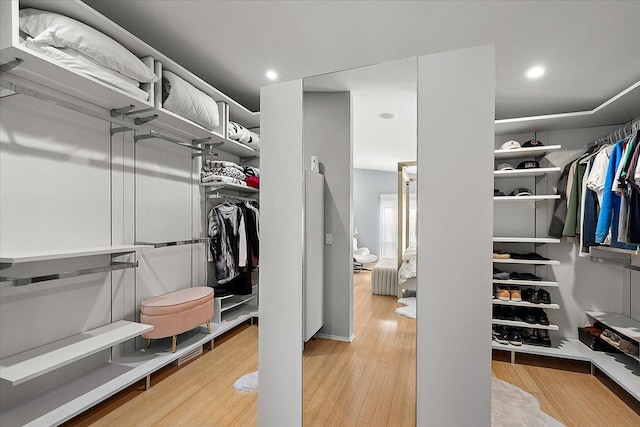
(66, 270), (639, 426)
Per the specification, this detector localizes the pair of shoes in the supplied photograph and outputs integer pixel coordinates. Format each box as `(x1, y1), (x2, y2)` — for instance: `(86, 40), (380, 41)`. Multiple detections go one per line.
(522, 288), (552, 304)
(492, 326), (521, 346)
(521, 329), (552, 347)
(514, 307), (550, 325)
(620, 339), (639, 356)
(493, 305), (515, 321)
(493, 267), (510, 280)
(494, 286), (521, 301)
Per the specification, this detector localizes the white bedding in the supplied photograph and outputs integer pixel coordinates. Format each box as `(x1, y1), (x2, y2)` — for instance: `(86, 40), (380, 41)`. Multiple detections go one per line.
(163, 71), (220, 131)
(398, 246), (416, 284)
(20, 34), (150, 101)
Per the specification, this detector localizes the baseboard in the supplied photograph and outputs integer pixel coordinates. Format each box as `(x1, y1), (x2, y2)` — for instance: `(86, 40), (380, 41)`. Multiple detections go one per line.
(315, 333), (355, 343)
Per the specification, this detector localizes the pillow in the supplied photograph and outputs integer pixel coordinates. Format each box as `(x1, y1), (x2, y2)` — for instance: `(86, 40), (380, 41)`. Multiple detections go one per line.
(163, 71), (220, 130)
(19, 8), (157, 83)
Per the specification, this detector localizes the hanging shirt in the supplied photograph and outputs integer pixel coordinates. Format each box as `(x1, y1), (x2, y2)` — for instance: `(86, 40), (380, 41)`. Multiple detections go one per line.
(208, 204), (247, 284)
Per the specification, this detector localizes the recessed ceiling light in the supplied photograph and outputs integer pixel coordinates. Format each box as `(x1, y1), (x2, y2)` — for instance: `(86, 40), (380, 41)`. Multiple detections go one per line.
(525, 66), (545, 79)
(266, 70), (278, 81)
(379, 113), (397, 119)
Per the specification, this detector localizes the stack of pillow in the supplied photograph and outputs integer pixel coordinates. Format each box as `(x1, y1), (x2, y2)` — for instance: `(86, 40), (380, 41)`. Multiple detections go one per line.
(228, 121), (260, 151)
(201, 161), (260, 189)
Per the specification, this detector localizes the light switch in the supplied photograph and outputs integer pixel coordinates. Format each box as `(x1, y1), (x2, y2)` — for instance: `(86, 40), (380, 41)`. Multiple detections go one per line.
(325, 233), (332, 244)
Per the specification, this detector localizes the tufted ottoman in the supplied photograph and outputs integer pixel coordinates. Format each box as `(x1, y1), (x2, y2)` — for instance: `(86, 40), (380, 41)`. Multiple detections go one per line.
(140, 286), (214, 352)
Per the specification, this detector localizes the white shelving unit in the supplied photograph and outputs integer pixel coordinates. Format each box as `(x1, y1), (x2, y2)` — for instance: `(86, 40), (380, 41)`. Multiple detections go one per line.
(492, 319), (559, 330)
(494, 145), (562, 159)
(0, 321), (153, 385)
(493, 278), (559, 287)
(493, 258), (560, 266)
(492, 143), (564, 354)
(585, 311), (640, 342)
(212, 285), (258, 324)
(0, 245), (150, 264)
(492, 299), (560, 309)
(492, 338), (589, 361)
(494, 167), (561, 179)
(494, 195), (560, 202)
(494, 237), (560, 244)
(201, 182), (259, 194)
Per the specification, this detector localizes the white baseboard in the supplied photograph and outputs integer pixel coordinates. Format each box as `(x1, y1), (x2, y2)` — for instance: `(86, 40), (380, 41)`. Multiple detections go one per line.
(314, 333), (355, 343)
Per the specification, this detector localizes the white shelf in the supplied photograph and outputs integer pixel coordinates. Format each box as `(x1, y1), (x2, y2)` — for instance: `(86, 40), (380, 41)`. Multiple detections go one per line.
(492, 299), (560, 309)
(201, 182), (259, 194)
(493, 278), (559, 287)
(221, 294), (258, 313)
(0, 321), (153, 385)
(492, 319), (559, 330)
(575, 340), (640, 401)
(494, 237), (560, 244)
(585, 311), (640, 342)
(492, 338), (589, 361)
(494, 167), (561, 179)
(0, 245), (150, 264)
(494, 145), (562, 160)
(0, 310), (258, 427)
(494, 195), (560, 202)
(493, 258), (560, 265)
(592, 246), (640, 255)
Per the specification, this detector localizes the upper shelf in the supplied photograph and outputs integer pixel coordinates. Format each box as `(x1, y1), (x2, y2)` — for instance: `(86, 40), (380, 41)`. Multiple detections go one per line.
(0, 320), (153, 385)
(494, 237), (561, 244)
(0, 245), (150, 264)
(586, 311), (640, 342)
(494, 195), (560, 202)
(201, 182), (259, 194)
(494, 167), (561, 179)
(494, 145), (561, 160)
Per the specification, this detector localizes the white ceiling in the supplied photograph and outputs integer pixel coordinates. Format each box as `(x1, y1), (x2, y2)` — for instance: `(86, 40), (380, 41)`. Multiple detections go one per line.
(84, 0), (640, 171)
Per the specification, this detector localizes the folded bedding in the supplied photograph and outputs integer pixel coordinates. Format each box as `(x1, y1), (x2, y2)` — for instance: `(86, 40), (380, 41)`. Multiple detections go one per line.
(244, 166), (260, 177)
(398, 247), (417, 284)
(19, 9), (157, 83)
(162, 71), (220, 131)
(19, 34), (149, 101)
(201, 175), (247, 186)
(228, 121), (260, 150)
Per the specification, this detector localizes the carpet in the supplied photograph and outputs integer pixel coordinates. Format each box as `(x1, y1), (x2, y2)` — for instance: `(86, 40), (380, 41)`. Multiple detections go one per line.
(492, 377), (565, 426)
(233, 370), (258, 393)
(395, 297), (416, 319)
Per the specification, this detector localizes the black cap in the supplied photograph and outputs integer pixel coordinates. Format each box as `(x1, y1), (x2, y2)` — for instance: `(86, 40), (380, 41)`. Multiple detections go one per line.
(517, 160), (540, 169)
(522, 139), (544, 147)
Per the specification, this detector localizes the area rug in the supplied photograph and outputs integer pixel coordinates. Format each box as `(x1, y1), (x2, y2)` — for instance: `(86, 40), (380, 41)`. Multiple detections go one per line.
(233, 370), (258, 393)
(395, 297), (416, 319)
(492, 377), (565, 426)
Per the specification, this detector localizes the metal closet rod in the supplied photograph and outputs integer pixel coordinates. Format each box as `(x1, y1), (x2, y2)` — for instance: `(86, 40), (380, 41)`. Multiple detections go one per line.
(590, 120), (640, 147)
(134, 131), (218, 156)
(0, 73), (140, 131)
(207, 192), (257, 202)
(0, 261), (138, 287)
(134, 239), (210, 248)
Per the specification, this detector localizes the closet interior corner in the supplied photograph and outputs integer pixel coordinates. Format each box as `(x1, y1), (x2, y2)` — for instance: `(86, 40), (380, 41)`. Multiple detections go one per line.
(0, 1), (261, 425)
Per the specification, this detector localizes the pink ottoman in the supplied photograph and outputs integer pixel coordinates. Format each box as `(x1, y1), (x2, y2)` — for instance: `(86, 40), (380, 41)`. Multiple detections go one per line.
(140, 286), (214, 352)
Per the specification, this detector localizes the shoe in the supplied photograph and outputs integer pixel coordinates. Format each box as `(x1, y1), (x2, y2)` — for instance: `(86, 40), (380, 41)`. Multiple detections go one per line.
(494, 326), (509, 345)
(538, 330), (552, 347)
(510, 272), (542, 281)
(536, 288), (551, 304)
(493, 252), (511, 259)
(522, 287), (538, 304)
(519, 308), (536, 324)
(503, 306), (515, 321)
(522, 329), (538, 346)
(493, 267), (510, 280)
(508, 328), (522, 346)
(495, 285), (510, 301)
(509, 286), (522, 302)
(493, 305), (504, 320)
(536, 309), (550, 326)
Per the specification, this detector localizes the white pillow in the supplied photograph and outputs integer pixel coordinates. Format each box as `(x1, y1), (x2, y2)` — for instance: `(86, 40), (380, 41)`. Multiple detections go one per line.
(163, 70), (220, 130)
(19, 8), (157, 83)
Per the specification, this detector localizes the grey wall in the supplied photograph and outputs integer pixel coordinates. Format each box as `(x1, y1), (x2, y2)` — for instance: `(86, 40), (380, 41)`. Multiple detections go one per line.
(303, 91), (353, 341)
(353, 168), (397, 256)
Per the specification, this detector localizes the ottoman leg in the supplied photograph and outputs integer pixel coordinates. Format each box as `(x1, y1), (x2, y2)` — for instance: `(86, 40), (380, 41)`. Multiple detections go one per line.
(206, 321), (211, 334)
(172, 335), (177, 353)
(146, 338), (152, 348)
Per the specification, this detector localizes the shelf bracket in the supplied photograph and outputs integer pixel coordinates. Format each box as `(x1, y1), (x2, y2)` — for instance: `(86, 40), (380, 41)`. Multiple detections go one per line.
(110, 105), (135, 117)
(204, 142), (224, 149)
(590, 256), (640, 271)
(192, 137), (212, 145)
(0, 261), (139, 287)
(126, 107), (155, 116)
(0, 58), (24, 73)
(192, 151), (219, 158)
(240, 155), (259, 163)
(134, 114), (158, 125)
(110, 126), (135, 135)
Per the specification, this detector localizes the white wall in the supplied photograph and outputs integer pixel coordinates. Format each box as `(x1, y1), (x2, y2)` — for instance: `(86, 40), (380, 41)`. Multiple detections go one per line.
(417, 45), (495, 427)
(353, 168), (397, 256)
(258, 80), (304, 427)
(303, 91), (353, 341)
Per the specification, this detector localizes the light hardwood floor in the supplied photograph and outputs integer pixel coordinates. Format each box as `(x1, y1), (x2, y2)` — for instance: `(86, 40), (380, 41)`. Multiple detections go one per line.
(67, 270), (639, 426)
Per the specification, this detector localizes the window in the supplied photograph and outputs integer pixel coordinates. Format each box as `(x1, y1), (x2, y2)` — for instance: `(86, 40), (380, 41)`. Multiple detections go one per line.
(380, 193), (416, 258)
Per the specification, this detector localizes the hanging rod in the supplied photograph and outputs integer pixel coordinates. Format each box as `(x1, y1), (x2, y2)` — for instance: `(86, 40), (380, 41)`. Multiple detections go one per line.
(134, 239), (210, 248)
(0, 261), (138, 287)
(134, 130), (219, 155)
(207, 192), (257, 202)
(590, 256), (640, 272)
(589, 120), (639, 147)
(0, 75), (140, 131)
